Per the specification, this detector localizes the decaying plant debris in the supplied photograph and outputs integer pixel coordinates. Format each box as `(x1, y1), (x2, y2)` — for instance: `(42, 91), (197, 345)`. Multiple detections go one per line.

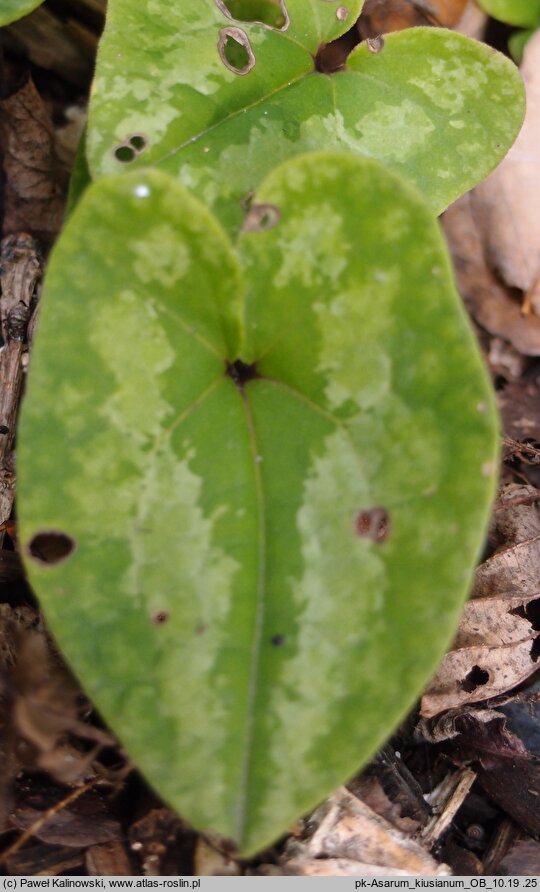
(1, 0), (540, 877)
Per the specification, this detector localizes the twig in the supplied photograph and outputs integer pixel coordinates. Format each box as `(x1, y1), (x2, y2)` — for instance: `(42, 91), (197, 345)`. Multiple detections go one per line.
(503, 436), (540, 465)
(421, 768), (477, 848)
(493, 487), (540, 511)
(0, 777), (98, 866)
(0, 233), (41, 530)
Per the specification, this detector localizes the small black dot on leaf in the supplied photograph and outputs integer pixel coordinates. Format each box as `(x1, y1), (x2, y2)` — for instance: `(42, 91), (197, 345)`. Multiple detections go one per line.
(271, 634), (286, 647)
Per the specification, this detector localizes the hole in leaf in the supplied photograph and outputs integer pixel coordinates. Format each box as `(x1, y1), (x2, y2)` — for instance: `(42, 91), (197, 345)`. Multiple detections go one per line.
(128, 134), (148, 153)
(271, 634), (286, 647)
(531, 638), (540, 663)
(215, 0), (289, 30)
(460, 665), (490, 693)
(218, 28), (256, 75)
(366, 35), (385, 54)
(114, 145), (136, 163)
(243, 203), (280, 232)
(355, 508), (390, 543)
(0, 425), (9, 435)
(28, 531), (76, 566)
(151, 610), (170, 625)
(226, 359), (260, 387)
(510, 598), (540, 632)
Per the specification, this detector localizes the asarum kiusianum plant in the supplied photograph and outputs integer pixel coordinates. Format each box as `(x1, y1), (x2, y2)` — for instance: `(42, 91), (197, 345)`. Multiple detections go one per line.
(6, 0), (525, 856)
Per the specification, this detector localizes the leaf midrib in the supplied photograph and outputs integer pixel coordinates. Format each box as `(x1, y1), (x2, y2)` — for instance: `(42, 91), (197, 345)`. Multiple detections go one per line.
(235, 385), (267, 843)
(153, 67), (313, 170)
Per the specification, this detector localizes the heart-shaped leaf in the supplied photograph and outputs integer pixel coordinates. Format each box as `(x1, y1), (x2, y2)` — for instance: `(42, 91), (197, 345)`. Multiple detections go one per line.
(0, 0), (44, 25)
(87, 1), (524, 234)
(18, 154), (498, 855)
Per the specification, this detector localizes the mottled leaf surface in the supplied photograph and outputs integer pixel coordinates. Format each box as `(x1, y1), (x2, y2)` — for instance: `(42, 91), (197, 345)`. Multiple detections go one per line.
(87, 0), (524, 234)
(18, 154), (498, 855)
(0, 0), (43, 25)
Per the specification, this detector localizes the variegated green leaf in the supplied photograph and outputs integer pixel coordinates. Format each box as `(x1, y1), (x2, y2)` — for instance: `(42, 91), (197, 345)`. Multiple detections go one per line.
(87, 0), (524, 234)
(0, 0), (44, 25)
(18, 154), (498, 856)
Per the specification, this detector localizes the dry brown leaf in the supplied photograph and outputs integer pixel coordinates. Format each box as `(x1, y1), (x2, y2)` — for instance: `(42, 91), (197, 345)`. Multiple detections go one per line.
(0, 77), (66, 243)
(282, 788), (449, 876)
(2, 842), (85, 877)
(499, 373), (540, 446)
(357, 0), (468, 37)
(475, 540), (540, 598)
(421, 594), (540, 717)
(443, 195), (540, 355)
(86, 841), (133, 877)
(471, 31), (540, 319)
(10, 630), (114, 784)
(498, 839), (540, 876)
(422, 488), (540, 716)
(439, 711), (540, 838)
(11, 794), (122, 848)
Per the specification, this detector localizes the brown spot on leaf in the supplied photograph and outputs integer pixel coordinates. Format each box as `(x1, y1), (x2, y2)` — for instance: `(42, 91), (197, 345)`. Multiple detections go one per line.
(151, 610), (170, 625)
(243, 203), (280, 232)
(355, 507), (390, 543)
(218, 27), (255, 76)
(366, 35), (385, 54)
(27, 531), (75, 566)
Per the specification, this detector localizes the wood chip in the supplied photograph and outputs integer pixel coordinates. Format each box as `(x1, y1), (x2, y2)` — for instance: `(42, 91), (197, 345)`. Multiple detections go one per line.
(282, 788), (449, 876)
(86, 841), (133, 876)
